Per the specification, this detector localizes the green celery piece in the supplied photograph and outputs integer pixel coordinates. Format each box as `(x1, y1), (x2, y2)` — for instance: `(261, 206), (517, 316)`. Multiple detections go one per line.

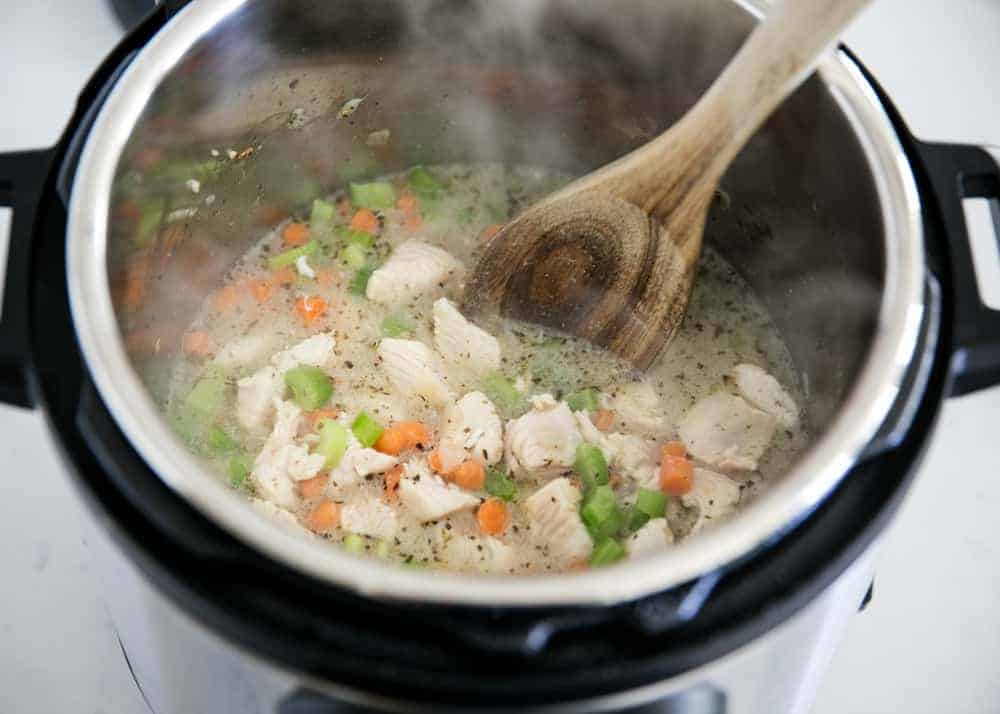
(351, 411), (384, 448)
(589, 538), (625, 567)
(374, 540), (392, 558)
(184, 371), (227, 419)
(207, 426), (239, 455)
(636, 488), (667, 519)
(349, 181), (396, 210)
(316, 419), (349, 469)
(310, 198), (336, 227)
(574, 444), (609, 493)
(169, 405), (202, 448)
(284, 366), (333, 410)
(343, 533), (365, 553)
(623, 506), (650, 535)
(349, 264), (375, 296)
(339, 243), (368, 270)
(268, 239), (318, 271)
(381, 314), (413, 338)
(407, 166), (443, 199)
(480, 372), (528, 419)
(335, 226), (376, 249)
(580, 484), (622, 541)
(566, 388), (601, 412)
(228, 454), (252, 488)
(134, 198), (164, 246)
(484, 468), (517, 501)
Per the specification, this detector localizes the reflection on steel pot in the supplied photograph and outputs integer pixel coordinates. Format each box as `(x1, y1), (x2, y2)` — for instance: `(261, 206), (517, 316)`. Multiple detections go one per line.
(0, 0), (998, 712)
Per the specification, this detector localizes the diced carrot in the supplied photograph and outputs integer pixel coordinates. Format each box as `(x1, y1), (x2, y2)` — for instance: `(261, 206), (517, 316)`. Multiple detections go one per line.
(477, 498), (508, 536)
(662, 441), (686, 458)
(481, 223), (503, 242)
(660, 454), (694, 496)
(383, 464), (404, 503)
(396, 193), (419, 213)
(282, 221), (311, 247)
(272, 266), (296, 286)
(593, 409), (615, 432)
(182, 331), (213, 357)
(306, 500), (341, 533)
(299, 474), (329, 500)
(316, 268), (339, 288)
(427, 450), (445, 474)
(403, 210), (423, 232)
(122, 254), (150, 310)
(374, 421), (432, 455)
(450, 460), (486, 490)
(247, 277), (273, 303)
(295, 295), (328, 325)
(308, 408), (340, 431)
(349, 208), (380, 235)
(567, 557), (589, 572)
(211, 285), (236, 312)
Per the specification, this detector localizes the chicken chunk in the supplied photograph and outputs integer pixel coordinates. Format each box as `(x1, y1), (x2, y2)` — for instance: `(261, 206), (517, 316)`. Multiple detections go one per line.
(271, 332), (337, 374)
(340, 499), (398, 540)
(397, 457), (480, 522)
(442, 535), (518, 574)
(604, 381), (670, 437)
(366, 240), (464, 307)
(328, 421), (399, 489)
(432, 298), (501, 377)
(378, 338), (454, 407)
(625, 518), (674, 558)
(523, 477), (593, 563)
(730, 363), (800, 429)
(252, 400), (325, 507)
(236, 365), (285, 433)
(213, 332), (277, 370)
(504, 394), (582, 478)
(678, 393), (776, 471)
(574, 411), (658, 482)
(438, 391), (504, 472)
(681, 468), (742, 535)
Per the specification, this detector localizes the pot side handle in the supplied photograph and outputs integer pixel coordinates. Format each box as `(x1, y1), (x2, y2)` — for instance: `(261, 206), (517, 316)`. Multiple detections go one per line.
(916, 142), (1000, 396)
(0, 149), (56, 408)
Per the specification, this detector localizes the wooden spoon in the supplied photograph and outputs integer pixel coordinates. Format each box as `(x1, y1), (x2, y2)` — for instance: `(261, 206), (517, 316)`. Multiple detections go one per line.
(464, 0), (873, 368)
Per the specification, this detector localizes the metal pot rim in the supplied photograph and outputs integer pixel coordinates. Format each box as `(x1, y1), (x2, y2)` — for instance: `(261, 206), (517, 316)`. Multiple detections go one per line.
(66, 0), (925, 607)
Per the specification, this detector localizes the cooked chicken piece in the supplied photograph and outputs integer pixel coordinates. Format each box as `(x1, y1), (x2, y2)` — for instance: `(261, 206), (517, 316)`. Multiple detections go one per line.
(438, 391), (504, 472)
(574, 411), (658, 482)
(397, 457), (480, 521)
(271, 332), (337, 374)
(236, 365), (285, 433)
(604, 381), (670, 437)
(366, 240), (464, 307)
(378, 338), (454, 407)
(625, 518), (674, 558)
(213, 332), (276, 370)
(441, 535), (518, 574)
(340, 499), (399, 540)
(523, 477), (592, 563)
(328, 420), (399, 489)
(682, 468), (742, 535)
(505, 394), (582, 478)
(252, 400), (325, 507)
(678, 393), (777, 471)
(432, 298), (501, 377)
(730, 363), (800, 429)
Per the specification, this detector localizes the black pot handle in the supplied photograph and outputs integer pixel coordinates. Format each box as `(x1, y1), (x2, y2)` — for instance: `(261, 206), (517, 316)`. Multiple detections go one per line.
(916, 141), (1000, 396)
(0, 149), (55, 408)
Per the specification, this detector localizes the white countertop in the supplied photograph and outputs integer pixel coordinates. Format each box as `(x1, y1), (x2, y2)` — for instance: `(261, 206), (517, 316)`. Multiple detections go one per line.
(1, 2), (999, 713)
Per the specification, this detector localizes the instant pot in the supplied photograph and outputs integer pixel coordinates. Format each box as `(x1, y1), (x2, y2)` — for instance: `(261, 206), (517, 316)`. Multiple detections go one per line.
(2, 1), (999, 712)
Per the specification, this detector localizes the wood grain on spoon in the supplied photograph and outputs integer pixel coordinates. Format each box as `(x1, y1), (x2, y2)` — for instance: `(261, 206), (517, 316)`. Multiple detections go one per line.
(465, 0), (874, 368)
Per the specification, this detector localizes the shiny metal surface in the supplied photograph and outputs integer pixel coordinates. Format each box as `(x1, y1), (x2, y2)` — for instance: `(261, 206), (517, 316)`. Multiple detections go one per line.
(67, 0), (924, 605)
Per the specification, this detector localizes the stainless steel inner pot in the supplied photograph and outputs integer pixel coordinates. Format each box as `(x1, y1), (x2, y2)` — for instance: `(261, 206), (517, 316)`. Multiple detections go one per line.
(66, 0), (925, 605)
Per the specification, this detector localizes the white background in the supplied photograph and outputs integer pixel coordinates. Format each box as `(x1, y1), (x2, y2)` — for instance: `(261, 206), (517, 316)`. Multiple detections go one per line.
(1, 1), (999, 712)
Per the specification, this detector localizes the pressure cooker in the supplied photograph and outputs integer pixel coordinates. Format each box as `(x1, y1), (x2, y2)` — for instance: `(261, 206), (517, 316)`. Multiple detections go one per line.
(2, 0), (999, 712)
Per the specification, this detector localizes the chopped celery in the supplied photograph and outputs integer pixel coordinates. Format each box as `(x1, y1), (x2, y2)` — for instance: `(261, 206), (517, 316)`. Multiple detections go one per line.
(623, 507), (650, 535)
(169, 406), (202, 448)
(268, 240), (318, 271)
(228, 454), (252, 488)
(484, 468), (517, 501)
(381, 314), (413, 338)
(284, 366), (333, 410)
(184, 372), (227, 419)
(316, 419), (349, 469)
(407, 166), (443, 199)
(589, 538), (625, 567)
(566, 388), (601, 412)
(310, 198), (335, 227)
(339, 243), (368, 270)
(374, 540), (392, 559)
(351, 411), (384, 448)
(580, 484), (622, 540)
(349, 264), (375, 296)
(480, 372), (528, 418)
(349, 181), (396, 210)
(343, 533), (365, 553)
(134, 198), (164, 246)
(574, 444), (609, 493)
(636, 488), (667, 519)
(335, 226), (376, 249)
(207, 426), (239, 455)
